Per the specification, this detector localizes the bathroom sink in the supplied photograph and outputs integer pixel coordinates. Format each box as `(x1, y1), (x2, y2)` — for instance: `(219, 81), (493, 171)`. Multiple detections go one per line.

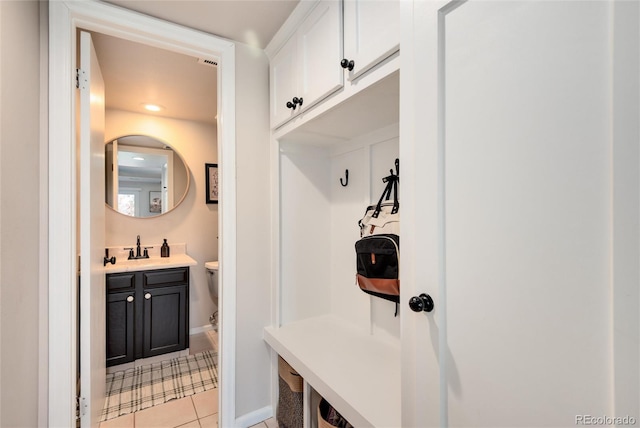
(104, 253), (197, 273)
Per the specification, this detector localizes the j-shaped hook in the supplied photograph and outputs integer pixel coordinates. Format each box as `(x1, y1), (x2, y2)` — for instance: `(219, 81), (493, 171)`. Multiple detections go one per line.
(340, 169), (349, 187)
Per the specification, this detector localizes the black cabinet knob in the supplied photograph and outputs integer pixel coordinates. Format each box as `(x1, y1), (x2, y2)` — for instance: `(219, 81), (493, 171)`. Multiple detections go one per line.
(286, 100), (296, 110)
(409, 293), (434, 313)
(292, 97), (303, 107)
(340, 58), (355, 71)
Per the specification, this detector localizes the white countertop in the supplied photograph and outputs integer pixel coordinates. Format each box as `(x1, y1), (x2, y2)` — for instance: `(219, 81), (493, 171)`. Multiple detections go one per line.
(104, 242), (197, 273)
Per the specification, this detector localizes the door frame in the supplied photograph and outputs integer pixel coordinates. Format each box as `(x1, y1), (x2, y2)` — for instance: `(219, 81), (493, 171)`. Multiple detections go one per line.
(48, 1), (237, 426)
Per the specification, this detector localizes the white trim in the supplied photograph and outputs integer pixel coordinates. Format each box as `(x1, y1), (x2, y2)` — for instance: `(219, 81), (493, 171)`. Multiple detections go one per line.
(189, 324), (216, 335)
(38, 2), (50, 426)
(48, 2), (237, 426)
(0, 3), (3, 426)
(217, 39), (237, 428)
(49, 3), (76, 424)
(269, 128), (281, 417)
(234, 405), (273, 428)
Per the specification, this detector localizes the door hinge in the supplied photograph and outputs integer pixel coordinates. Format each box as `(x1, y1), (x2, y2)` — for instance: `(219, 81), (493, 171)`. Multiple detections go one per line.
(76, 68), (86, 89)
(76, 396), (86, 420)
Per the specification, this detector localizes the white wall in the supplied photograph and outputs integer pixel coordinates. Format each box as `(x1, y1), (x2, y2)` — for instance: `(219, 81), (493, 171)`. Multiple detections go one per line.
(234, 42), (273, 420)
(105, 109), (218, 331)
(0, 1), (42, 426)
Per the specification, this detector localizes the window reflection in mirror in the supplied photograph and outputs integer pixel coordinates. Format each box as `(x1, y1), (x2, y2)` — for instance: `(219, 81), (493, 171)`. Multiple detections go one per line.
(105, 135), (190, 218)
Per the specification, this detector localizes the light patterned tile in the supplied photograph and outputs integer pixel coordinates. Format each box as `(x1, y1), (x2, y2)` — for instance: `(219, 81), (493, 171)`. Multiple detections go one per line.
(247, 423), (266, 428)
(263, 417), (279, 428)
(192, 388), (219, 418)
(99, 413), (134, 428)
(175, 420), (200, 428)
(189, 333), (214, 355)
(135, 396), (198, 428)
(199, 413), (218, 428)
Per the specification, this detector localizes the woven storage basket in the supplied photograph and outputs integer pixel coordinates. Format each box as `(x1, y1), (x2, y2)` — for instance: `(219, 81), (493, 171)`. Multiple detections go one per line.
(318, 402), (334, 428)
(276, 356), (303, 428)
(318, 398), (353, 428)
(278, 356), (303, 393)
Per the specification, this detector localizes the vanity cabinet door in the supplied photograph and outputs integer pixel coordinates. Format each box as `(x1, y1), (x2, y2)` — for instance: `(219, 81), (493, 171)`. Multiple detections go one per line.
(106, 291), (135, 367)
(142, 285), (189, 358)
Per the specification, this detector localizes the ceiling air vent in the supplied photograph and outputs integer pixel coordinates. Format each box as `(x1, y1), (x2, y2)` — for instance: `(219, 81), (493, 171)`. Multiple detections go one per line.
(198, 58), (218, 67)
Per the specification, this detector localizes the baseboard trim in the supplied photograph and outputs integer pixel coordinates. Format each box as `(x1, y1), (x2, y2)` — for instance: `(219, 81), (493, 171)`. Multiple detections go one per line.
(190, 324), (216, 335)
(235, 405), (273, 428)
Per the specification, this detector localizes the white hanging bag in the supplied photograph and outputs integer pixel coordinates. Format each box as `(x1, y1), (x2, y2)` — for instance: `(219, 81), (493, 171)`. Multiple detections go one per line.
(358, 159), (399, 237)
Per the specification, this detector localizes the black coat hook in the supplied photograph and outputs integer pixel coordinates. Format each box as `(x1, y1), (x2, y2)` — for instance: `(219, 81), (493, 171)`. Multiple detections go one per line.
(340, 169), (349, 187)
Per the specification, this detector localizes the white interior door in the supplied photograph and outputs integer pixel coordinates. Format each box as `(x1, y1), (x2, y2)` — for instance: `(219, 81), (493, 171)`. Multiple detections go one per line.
(402, 1), (639, 426)
(79, 30), (106, 427)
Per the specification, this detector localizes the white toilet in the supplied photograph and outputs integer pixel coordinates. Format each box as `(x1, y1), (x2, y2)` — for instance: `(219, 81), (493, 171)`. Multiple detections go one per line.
(205, 261), (219, 328)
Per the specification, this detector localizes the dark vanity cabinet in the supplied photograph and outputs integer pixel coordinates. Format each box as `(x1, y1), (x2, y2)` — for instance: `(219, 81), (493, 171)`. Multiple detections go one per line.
(141, 268), (189, 358)
(106, 267), (190, 367)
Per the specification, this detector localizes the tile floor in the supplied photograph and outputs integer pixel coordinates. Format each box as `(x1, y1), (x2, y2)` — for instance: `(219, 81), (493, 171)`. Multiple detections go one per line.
(99, 330), (279, 428)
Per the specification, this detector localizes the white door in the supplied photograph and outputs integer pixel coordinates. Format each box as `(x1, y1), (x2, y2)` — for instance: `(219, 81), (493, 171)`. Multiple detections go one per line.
(270, 36), (298, 128)
(343, 0), (399, 80)
(79, 30), (106, 427)
(298, 0), (343, 112)
(402, 1), (639, 426)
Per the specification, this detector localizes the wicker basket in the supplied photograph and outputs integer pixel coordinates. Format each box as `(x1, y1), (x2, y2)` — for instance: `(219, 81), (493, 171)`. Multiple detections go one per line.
(317, 398), (353, 428)
(318, 402), (334, 428)
(278, 356), (303, 393)
(276, 356), (304, 428)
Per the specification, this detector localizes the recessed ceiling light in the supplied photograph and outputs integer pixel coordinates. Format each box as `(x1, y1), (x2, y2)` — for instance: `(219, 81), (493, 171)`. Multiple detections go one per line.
(142, 103), (163, 112)
(133, 156), (145, 161)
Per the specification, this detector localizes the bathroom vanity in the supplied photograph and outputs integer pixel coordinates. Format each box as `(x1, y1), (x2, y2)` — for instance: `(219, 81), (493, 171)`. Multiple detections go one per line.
(104, 251), (197, 367)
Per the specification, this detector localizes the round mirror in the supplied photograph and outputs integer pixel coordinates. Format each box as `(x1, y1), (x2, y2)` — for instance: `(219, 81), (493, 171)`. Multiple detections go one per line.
(105, 135), (190, 218)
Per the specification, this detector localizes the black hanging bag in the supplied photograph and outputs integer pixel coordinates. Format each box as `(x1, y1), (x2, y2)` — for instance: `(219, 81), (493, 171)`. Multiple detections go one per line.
(355, 233), (400, 302)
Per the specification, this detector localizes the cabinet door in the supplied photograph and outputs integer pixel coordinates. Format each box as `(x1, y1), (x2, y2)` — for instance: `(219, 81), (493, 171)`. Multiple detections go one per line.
(106, 291), (135, 367)
(270, 35), (298, 128)
(142, 285), (188, 358)
(343, 0), (399, 80)
(297, 0), (343, 112)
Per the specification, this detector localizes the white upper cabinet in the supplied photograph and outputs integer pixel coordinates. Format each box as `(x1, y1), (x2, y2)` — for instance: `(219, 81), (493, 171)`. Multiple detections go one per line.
(268, 0), (401, 131)
(270, 35), (299, 128)
(270, 1), (343, 129)
(343, 0), (400, 80)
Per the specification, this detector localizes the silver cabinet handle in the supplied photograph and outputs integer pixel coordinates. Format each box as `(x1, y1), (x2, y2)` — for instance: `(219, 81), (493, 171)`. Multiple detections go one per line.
(145, 293), (151, 300)
(126, 295), (134, 303)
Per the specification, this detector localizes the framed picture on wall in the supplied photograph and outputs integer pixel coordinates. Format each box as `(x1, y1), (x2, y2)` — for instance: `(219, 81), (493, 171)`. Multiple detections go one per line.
(149, 191), (162, 213)
(205, 163), (219, 204)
